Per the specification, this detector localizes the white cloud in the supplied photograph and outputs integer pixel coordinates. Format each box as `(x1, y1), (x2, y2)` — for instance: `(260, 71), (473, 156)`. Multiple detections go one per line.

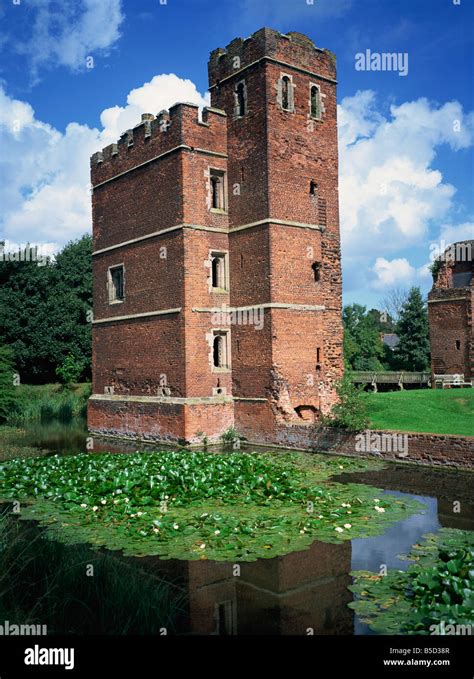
(14, 0), (124, 76)
(437, 221), (474, 245)
(338, 91), (474, 292)
(0, 75), (209, 247)
(372, 257), (415, 289)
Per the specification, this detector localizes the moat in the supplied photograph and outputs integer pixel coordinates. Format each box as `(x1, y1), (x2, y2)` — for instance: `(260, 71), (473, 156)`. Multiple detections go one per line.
(0, 421), (472, 635)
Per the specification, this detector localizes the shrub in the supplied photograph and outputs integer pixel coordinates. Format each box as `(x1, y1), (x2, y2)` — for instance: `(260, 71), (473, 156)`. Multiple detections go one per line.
(56, 354), (86, 385)
(324, 373), (370, 431)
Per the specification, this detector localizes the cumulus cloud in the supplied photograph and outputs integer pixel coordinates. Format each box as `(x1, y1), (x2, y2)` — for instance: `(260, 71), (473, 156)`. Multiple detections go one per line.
(372, 257), (415, 289)
(0, 75), (209, 248)
(338, 91), (474, 292)
(12, 0), (124, 77)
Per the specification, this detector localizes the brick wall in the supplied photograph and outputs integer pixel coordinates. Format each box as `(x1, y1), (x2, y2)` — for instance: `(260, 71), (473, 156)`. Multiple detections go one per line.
(90, 28), (344, 444)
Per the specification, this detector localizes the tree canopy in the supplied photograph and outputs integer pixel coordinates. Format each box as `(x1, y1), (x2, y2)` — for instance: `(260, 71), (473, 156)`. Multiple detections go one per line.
(0, 235), (92, 384)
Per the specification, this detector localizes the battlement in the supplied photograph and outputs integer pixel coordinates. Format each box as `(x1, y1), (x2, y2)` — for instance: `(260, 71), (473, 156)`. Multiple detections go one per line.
(91, 103), (227, 187)
(208, 27), (336, 89)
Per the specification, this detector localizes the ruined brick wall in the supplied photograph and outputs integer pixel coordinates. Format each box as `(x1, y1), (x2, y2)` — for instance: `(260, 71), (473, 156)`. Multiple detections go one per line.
(268, 426), (474, 470)
(428, 241), (473, 379)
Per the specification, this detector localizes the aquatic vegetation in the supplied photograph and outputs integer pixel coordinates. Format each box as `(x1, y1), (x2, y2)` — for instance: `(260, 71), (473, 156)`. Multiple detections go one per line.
(0, 450), (424, 561)
(349, 528), (474, 634)
(0, 509), (184, 633)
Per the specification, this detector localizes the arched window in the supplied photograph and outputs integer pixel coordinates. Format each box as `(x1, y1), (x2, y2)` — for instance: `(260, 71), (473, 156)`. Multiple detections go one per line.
(213, 335), (223, 367)
(235, 82), (246, 116)
(312, 261), (321, 282)
(282, 76), (291, 110)
(209, 169), (226, 211)
(212, 332), (229, 369)
(210, 252), (227, 290)
(310, 85), (321, 119)
(211, 175), (220, 209)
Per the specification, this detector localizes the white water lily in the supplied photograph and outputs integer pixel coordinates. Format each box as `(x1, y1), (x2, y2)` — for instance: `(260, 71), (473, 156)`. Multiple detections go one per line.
(124, 498), (129, 503)
(344, 523), (352, 529)
(318, 515), (324, 519)
(137, 511), (143, 517)
(199, 543), (206, 549)
(173, 523), (179, 529)
(335, 527), (344, 533)
(347, 510), (352, 514)
(214, 530), (220, 535)
(92, 506), (98, 512)
(113, 499), (119, 504)
(80, 503), (87, 508)
(374, 498), (380, 503)
(374, 505), (385, 513)
(153, 528), (160, 534)
(101, 500), (106, 505)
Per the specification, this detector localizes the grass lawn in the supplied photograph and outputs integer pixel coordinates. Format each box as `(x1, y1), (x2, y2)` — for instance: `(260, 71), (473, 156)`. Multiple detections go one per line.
(362, 388), (474, 436)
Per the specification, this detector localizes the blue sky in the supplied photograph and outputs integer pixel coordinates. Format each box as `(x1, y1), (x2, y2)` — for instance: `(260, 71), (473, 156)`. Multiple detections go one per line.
(0, 0), (472, 309)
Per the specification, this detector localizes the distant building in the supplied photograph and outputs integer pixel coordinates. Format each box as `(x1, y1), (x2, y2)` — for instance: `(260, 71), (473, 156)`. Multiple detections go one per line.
(428, 240), (473, 383)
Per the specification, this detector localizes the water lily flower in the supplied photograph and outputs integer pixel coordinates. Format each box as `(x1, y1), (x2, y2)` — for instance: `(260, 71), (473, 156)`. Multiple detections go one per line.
(199, 543), (206, 549)
(374, 506), (385, 513)
(113, 499), (119, 504)
(318, 515), (324, 519)
(344, 523), (352, 529)
(124, 498), (129, 503)
(338, 465), (344, 469)
(173, 523), (179, 529)
(374, 498), (380, 503)
(101, 500), (106, 505)
(347, 511), (352, 514)
(153, 528), (160, 534)
(92, 506), (98, 512)
(214, 530), (220, 535)
(80, 504), (87, 508)
(335, 527), (344, 533)
(137, 511), (143, 517)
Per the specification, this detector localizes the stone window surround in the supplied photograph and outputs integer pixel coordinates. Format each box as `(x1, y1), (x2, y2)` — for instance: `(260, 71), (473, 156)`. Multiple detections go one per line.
(107, 263), (125, 304)
(209, 249), (230, 293)
(208, 167), (228, 213)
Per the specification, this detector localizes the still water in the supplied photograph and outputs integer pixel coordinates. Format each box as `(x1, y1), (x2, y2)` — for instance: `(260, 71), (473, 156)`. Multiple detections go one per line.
(3, 421), (474, 635)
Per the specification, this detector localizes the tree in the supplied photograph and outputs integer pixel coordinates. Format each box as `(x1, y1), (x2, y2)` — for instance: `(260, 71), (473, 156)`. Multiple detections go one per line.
(0, 235), (92, 383)
(0, 346), (17, 423)
(343, 304), (384, 370)
(380, 287), (409, 322)
(395, 287), (430, 371)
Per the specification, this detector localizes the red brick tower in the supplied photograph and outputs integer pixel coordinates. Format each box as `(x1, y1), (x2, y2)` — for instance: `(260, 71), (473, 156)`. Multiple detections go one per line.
(208, 28), (343, 442)
(88, 28), (343, 445)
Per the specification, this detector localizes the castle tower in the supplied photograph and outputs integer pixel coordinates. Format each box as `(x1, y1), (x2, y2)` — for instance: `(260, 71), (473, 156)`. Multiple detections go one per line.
(428, 240), (473, 384)
(208, 28), (343, 441)
(88, 28), (343, 446)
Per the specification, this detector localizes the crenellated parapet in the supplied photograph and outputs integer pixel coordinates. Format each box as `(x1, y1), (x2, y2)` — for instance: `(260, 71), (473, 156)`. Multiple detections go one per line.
(91, 103), (227, 187)
(208, 27), (336, 91)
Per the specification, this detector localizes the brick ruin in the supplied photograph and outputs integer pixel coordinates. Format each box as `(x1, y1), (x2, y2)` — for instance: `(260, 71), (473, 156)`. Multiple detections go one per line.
(428, 240), (473, 382)
(88, 28), (344, 445)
